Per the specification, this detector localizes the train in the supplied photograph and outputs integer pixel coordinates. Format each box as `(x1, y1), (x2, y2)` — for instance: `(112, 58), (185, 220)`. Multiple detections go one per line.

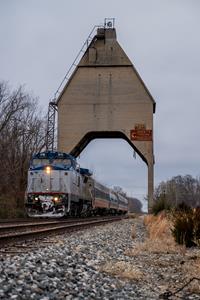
(25, 151), (128, 218)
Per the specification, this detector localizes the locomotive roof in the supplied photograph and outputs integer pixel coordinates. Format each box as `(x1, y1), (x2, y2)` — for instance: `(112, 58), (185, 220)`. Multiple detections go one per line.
(32, 151), (76, 161)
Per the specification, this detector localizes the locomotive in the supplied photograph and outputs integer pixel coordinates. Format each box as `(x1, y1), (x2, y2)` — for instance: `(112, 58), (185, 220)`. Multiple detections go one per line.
(25, 151), (128, 217)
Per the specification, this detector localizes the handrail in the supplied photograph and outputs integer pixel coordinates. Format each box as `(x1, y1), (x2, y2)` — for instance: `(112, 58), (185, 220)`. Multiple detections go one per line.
(52, 25), (102, 103)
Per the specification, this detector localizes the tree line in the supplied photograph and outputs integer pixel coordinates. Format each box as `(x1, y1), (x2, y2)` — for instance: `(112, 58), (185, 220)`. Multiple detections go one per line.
(128, 197), (142, 213)
(154, 174), (200, 208)
(113, 186), (142, 213)
(0, 81), (46, 217)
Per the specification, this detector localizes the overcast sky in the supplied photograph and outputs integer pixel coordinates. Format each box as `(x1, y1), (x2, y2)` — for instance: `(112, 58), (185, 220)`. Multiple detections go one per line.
(1, 0), (200, 210)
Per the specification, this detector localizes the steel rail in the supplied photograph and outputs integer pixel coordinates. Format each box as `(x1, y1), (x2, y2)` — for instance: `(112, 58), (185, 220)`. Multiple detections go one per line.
(0, 216), (126, 243)
(0, 216), (124, 229)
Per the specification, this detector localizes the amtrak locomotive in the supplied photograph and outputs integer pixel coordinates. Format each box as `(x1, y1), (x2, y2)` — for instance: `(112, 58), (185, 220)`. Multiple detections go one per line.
(25, 151), (128, 217)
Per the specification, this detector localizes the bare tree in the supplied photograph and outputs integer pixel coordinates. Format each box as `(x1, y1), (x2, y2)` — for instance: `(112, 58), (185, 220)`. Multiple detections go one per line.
(0, 82), (29, 133)
(154, 175), (200, 208)
(0, 81), (46, 213)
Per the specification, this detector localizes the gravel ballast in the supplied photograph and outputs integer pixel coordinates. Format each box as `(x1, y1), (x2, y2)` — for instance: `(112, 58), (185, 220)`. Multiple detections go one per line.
(0, 217), (200, 300)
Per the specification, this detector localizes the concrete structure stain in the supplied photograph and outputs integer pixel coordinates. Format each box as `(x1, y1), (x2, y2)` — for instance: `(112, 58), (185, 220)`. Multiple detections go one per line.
(57, 27), (156, 210)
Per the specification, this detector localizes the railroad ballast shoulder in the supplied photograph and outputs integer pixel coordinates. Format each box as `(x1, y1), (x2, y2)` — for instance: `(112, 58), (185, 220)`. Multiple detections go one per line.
(25, 151), (128, 217)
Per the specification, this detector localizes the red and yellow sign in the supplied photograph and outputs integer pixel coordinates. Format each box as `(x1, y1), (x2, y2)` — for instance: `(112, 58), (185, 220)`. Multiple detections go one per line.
(130, 124), (152, 141)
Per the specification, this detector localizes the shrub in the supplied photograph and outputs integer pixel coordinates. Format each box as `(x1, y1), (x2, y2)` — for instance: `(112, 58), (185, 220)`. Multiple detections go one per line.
(15, 208), (26, 218)
(0, 196), (25, 219)
(152, 197), (172, 215)
(171, 210), (195, 247)
(176, 202), (192, 212)
(193, 207), (200, 247)
(171, 208), (200, 247)
(0, 196), (16, 219)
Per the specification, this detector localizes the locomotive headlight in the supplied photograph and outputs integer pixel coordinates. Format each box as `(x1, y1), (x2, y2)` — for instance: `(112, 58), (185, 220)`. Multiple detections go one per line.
(54, 197), (58, 202)
(45, 166), (51, 174)
(35, 197), (38, 200)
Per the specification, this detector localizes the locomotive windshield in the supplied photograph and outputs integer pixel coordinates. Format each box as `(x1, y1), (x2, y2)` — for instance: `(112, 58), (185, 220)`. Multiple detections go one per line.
(54, 159), (71, 166)
(32, 158), (72, 167)
(32, 159), (49, 167)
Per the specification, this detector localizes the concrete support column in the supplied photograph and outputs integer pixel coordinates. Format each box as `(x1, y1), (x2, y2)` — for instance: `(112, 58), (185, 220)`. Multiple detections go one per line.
(148, 161), (154, 213)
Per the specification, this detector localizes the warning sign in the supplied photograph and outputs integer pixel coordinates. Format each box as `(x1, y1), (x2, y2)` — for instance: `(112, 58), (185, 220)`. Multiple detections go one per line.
(130, 124), (152, 141)
(134, 124), (146, 130)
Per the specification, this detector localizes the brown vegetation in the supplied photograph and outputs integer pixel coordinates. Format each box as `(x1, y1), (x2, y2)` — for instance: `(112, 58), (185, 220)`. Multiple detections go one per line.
(128, 212), (136, 219)
(171, 207), (200, 247)
(131, 224), (136, 239)
(128, 214), (200, 294)
(129, 213), (182, 255)
(100, 261), (143, 281)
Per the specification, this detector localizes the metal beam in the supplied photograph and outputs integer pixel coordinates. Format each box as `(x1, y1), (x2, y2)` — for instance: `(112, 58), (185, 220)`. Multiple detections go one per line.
(46, 101), (57, 151)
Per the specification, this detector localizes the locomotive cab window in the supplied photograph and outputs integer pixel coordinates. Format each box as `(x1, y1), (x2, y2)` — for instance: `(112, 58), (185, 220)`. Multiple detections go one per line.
(53, 159), (72, 167)
(32, 159), (49, 167)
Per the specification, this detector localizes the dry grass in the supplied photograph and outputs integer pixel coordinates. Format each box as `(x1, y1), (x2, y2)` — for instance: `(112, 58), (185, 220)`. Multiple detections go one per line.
(129, 239), (186, 255)
(101, 260), (143, 281)
(126, 213), (200, 294)
(128, 212), (136, 219)
(144, 212), (170, 239)
(129, 213), (186, 255)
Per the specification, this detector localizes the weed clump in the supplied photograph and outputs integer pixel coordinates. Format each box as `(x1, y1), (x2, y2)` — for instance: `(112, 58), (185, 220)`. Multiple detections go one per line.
(131, 225), (136, 239)
(171, 207), (200, 247)
(101, 261), (143, 281)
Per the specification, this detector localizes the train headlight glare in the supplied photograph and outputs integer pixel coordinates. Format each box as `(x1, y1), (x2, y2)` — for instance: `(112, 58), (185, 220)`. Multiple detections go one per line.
(35, 197), (38, 200)
(54, 197), (58, 201)
(45, 166), (51, 174)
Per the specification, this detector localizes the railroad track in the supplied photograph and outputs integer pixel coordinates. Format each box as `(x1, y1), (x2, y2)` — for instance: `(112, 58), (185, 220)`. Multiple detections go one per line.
(0, 216), (127, 245)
